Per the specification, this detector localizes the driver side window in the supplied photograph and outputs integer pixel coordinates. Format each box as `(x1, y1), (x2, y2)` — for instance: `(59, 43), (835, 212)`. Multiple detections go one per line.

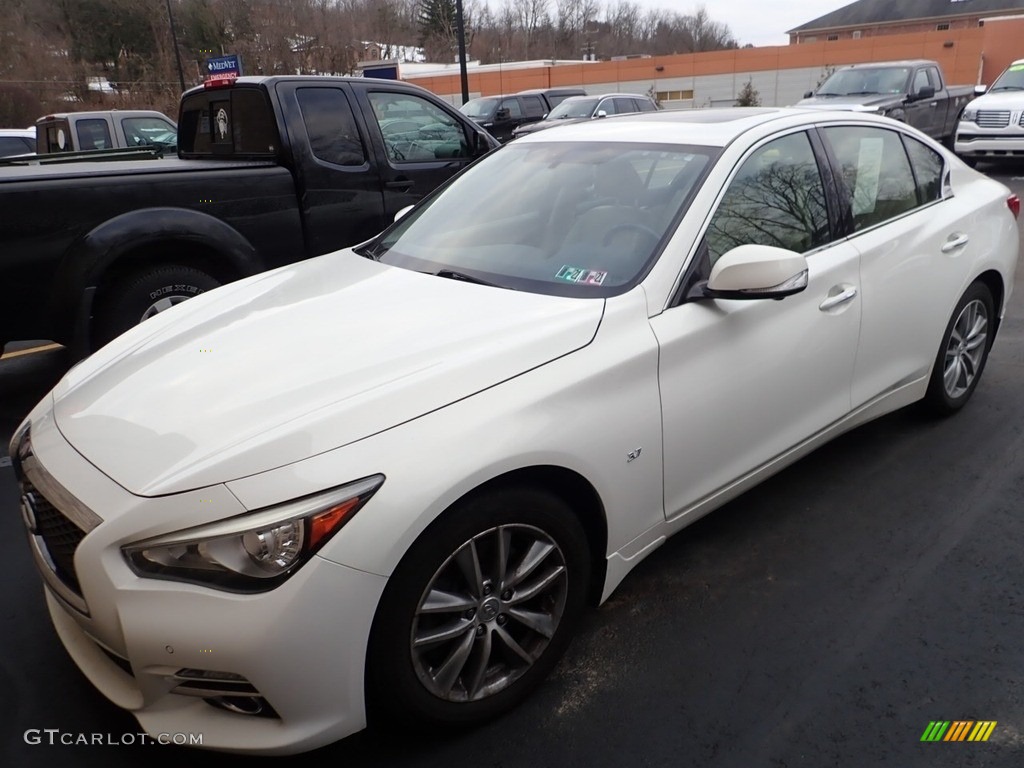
(704, 131), (830, 265)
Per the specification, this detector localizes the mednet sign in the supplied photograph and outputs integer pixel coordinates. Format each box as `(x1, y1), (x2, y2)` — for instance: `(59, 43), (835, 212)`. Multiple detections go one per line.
(205, 54), (242, 82)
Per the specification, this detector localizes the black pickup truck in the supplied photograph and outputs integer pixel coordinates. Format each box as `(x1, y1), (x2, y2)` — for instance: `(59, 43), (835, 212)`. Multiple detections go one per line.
(795, 59), (980, 144)
(0, 76), (498, 356)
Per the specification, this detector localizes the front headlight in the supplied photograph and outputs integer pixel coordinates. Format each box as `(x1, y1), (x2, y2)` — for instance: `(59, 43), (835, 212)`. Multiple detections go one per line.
(124, 475), (384, 592)
(961, 109), (977, 122)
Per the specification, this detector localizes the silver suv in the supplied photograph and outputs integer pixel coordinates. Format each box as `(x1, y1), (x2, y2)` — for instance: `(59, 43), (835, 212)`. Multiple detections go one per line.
(511, 93), (659, 138)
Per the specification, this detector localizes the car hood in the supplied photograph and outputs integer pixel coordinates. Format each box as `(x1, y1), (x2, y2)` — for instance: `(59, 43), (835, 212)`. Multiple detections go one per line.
(794, 94), (903, 111)
(964, 91), (1024, 110)
(52, 252), (604, 497)
(515, 118), (585, 136)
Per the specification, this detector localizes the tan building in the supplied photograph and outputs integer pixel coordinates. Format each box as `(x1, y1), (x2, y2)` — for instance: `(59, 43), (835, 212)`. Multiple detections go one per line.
(789, 0), (1024, 44)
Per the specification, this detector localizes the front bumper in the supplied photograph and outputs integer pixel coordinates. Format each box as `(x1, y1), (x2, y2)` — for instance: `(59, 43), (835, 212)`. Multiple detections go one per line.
(954, 124), (1024, 158)
(15, 405), (388, 754)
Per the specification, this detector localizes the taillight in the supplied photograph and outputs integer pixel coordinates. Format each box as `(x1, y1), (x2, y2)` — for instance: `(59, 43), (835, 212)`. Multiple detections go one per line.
(1008, 194), (1020, 219)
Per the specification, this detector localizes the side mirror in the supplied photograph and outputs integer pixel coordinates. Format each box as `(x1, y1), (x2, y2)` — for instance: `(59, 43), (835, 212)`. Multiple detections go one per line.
(803, 90), (814, 99)
(974, 84), (988, 96)
(595, 110), (608, 119)
(495, 107), (510, 120)
(471, 130), (493, 156)
(704, 244), (809, 300)
(394, 205), (414, 222)
(914, 85), (936, 100)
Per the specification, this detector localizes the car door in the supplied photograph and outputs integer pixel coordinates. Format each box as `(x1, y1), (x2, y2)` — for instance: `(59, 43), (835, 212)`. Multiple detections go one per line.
(650, 129), (862, 519)
(903, 68), (941, 139)
(356, 87), (478, 219)
(282, 83), (387, 256)
(819, 125), (976, 408)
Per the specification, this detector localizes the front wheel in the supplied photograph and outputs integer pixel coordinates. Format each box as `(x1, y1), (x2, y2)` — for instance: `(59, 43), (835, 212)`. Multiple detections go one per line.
(94, 264), (221, 349)
(367, 487), (590, 731)
(922, 281), (995, 416)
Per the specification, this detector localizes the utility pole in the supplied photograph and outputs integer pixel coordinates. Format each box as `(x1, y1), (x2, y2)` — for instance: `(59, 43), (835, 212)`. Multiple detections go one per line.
(454, 0), (470, 104)
(164, 0), (187, 93)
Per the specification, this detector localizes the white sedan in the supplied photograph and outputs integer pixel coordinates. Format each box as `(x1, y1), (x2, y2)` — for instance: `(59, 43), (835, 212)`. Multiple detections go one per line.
(11, 108), (1018, 754)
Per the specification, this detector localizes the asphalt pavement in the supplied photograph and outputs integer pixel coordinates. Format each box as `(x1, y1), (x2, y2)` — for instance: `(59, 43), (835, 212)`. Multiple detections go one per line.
(3, 169), (1024, 767)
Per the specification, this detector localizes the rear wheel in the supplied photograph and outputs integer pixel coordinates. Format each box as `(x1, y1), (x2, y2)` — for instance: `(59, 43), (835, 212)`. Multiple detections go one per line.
(922, 281), (994, 415)
(94, 264), (221, 349)
(367, 486), (590, 731)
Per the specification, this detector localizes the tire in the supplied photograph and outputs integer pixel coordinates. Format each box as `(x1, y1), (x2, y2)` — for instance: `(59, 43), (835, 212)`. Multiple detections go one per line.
(366, 486), (590, 732)
(922, 281), (995, 416)
(94, 264), (221, 349)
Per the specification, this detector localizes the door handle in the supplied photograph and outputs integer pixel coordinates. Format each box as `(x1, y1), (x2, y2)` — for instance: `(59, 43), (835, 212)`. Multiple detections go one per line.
(385, 179), (414, 191)
(941, 233), (969, 253)
(819, 286), (858, 311)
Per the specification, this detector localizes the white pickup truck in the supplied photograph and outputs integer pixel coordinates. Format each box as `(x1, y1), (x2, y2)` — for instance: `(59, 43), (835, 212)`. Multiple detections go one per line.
(954, 58), (1024, 166)
(35, 109), (177, 154)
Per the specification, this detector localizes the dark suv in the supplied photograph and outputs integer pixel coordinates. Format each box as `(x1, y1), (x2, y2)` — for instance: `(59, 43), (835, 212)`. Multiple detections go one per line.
(459, 88), (586, 142)
(511, 93), (660, 139)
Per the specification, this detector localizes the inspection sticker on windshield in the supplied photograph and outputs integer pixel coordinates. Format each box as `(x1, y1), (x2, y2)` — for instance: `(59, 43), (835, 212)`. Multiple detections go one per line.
(556, 265), (607, 285)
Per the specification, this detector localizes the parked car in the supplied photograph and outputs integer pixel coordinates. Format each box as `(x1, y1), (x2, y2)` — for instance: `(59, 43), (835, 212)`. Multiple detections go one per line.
(12, 108), (1017, 755)
(459, 87), (586, 142)
(35, 110), (178, 153)
(954, 58), (1024, 166)
(794, 59), (980, 145)
(0, 127), (35, 157)
(510, 92), (659, 138)
(0, 76), (498, 357)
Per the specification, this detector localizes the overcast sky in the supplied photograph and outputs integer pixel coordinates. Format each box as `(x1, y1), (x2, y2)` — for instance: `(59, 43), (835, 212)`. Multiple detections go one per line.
(634, 1), (852, 47)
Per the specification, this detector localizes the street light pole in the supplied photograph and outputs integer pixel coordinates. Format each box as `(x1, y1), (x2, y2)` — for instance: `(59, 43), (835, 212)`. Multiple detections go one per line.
(454, 0), (469, 104)
(164, 0), (187, 93)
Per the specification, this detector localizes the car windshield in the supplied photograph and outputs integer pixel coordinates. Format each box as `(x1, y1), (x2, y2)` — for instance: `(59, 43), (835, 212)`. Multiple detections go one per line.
(459, 98), (499, 118)
(990, 63), (1024, 90)
(547, 98), (600, 119)
(817, 67), (911, 95)
(364, 141), (717, 298)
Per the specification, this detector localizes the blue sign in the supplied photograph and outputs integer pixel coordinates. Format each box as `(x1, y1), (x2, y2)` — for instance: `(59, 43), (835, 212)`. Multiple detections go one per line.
(205, 54), (242, 79)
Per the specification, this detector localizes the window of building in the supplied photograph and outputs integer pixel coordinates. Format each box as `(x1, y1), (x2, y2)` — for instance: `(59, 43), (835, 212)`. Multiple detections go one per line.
(852, 30), (862, 39)
(656, 90), (694, 102)
(936, 23), (950, 31)
(827, 34), (839, 41)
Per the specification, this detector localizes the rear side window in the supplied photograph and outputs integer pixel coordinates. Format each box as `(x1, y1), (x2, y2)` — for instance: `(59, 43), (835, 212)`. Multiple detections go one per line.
(637, 98), (658, 112)
(613, 98), (638, 114)
(903, 136), (944, 204)
(76, 119), (112, 150)
(0, 136), (33, 157)
(823, 126), (918, 231)
(521, 95), (545, 117)
(179, 87), (279, 157)
(42, 123), (71, 152)
(296, 87), (367, 166)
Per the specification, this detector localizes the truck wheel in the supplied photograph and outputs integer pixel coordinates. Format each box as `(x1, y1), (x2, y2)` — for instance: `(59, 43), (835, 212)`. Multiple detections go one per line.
(94, 265), (221, 348)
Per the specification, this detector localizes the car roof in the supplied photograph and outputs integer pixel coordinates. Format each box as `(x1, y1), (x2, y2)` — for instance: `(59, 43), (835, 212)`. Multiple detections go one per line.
(37, 110), (172, 121)
(842, 60), (933, 69)
(0, 128), (35, 137)
(512, 107), (911, 147)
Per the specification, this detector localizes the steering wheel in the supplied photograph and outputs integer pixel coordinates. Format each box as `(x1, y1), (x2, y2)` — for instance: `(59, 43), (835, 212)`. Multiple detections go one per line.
(601, 222), (661, 247)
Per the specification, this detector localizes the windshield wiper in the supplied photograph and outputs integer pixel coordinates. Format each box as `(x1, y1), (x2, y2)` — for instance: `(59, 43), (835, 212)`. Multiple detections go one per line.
(433, 269), (505, 288)
(844, 91), (880, 96)
(355, 241), (386, 260)
(816, 92), (841, 97)
(991, 86), (1024, 91)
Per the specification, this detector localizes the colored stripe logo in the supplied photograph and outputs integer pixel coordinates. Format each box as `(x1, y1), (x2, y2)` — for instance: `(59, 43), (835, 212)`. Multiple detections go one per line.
(921, 721), (997, 742)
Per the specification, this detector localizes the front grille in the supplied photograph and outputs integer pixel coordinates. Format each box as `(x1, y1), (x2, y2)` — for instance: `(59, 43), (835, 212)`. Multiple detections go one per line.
(977, 110), (1010, 128)
(22, 479), (86, 594)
